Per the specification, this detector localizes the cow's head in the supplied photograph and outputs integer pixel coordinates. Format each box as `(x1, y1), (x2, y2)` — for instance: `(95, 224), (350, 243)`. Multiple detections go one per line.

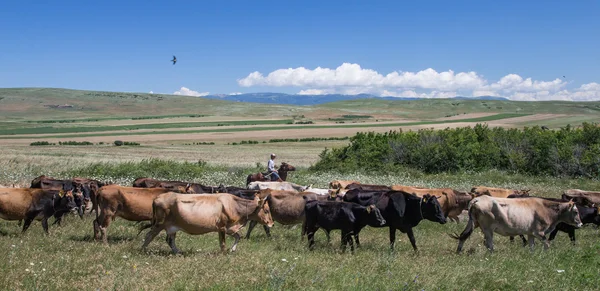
(365, 204), (386, 226)
(562, 200), (583, 228)
(254, 194), (274, 228)
(279, 162), (296, 172)
(421, 194), (447, 224)
(54, 189), (79, 215)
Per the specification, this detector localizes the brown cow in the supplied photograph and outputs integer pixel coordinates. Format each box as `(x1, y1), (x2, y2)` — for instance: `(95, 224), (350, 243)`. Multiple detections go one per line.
(391, 185), (473, 222)
(329, 180), (361, 189)
(0, 188), (79, 234)
(470, 186), (530, 198)
(141, 193), (274, 253)
(562, 189), (600, 207)
(93, 185), (184, 243)
(245, 189), (336, 239)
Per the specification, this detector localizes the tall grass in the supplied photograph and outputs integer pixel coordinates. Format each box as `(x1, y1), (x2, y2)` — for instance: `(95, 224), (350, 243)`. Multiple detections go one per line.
(1, 158), (600, 289)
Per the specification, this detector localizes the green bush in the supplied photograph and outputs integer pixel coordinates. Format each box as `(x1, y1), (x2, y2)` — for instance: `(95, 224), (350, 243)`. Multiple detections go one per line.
(114, 140), (123, 146)
(311, 123), (600, 178)
(30, 141), (55, 146)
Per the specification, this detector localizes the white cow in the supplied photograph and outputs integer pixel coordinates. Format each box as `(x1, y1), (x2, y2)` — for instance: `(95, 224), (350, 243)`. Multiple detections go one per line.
(247, 181), (311, 192)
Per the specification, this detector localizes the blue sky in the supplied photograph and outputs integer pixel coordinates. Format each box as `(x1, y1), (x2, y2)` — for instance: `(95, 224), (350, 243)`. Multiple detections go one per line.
(1, 1), (599, 100)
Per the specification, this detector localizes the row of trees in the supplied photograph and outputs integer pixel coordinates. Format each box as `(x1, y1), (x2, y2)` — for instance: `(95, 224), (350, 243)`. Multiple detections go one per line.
(311, 123), (600, 178)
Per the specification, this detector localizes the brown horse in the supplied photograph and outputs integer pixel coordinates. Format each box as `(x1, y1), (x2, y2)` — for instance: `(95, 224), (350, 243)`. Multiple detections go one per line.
(246, 162), (296, 186)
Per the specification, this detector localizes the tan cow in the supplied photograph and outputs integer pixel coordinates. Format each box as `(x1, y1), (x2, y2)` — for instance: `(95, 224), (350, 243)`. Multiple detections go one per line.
(452, 195), (583, 253)
(141, 193), (274, 253)
(329, 180), (361, 189)
(470, 186), (530, 198)
(562, 189), (600, 206)
(391, 185), (472, 222)
(93, 185), (185, 243)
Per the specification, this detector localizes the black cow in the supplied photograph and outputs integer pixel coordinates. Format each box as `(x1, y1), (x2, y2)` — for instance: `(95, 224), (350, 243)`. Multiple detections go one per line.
(304, 200), (386, 253)
(29, 175), (87, 225)
(343, 189), (447, 251)
(0, 188), (79, 234)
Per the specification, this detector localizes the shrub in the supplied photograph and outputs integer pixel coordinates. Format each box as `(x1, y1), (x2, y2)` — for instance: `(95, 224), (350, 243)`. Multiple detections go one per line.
(30, 141), (55, 146)
(311, 123), (600, 178)
(114, 140), (123, 146)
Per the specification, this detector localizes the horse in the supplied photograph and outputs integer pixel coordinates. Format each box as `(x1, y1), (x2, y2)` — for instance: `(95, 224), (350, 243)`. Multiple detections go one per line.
(246, 162), (296, 186)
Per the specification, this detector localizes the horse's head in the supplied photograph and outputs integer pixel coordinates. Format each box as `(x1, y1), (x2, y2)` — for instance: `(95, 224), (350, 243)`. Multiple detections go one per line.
(279, 162), (296, 172)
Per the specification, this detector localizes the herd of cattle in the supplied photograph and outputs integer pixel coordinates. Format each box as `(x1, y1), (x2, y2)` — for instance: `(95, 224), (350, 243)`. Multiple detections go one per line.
(1, 175), (599, 254)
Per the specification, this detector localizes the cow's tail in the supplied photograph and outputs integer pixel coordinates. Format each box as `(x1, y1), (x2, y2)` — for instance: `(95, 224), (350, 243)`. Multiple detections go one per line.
(449, 199), (478, 241)
(246, 174), (252, 187)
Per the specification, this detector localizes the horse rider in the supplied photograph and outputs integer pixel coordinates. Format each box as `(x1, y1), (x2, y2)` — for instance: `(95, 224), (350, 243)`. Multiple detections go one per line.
(266, 153), (282, 181)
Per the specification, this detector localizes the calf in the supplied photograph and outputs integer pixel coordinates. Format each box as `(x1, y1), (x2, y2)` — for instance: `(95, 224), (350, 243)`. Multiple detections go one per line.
(304, 200), (386, 253)
(452, 195), (583, 253)
(141, 193), (274, 253)
(0, 188), (78, 234)
(344, 190), (447, 251)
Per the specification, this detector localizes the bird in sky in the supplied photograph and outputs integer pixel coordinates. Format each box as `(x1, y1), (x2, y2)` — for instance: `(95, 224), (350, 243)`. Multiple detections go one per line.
(171, 55), (177, 65)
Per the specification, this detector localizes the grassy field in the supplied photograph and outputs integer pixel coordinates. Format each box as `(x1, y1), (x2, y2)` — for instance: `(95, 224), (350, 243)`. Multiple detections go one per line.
(1, 88), (600, 290)
(1, 158), (600, 290)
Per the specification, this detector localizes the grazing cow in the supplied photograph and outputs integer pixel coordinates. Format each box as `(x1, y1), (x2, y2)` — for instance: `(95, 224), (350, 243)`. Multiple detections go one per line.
(452, 195), (583, 253)
(30, 175), (97, 219)
(304, 200), (386, 253)
(245, 189), (337, 239)
(562, 189), (600, 207)
(343, 190), (447, 251)
(247, 181), (311, 192)
(329, 180), (360, 189)
(93, 185), (181, 243)
(71, 177), (108, 215)
(391, 185), (472, 222)
(470, 186), (530, 198)
(132, 177), (162, 188)
(141, 193), (274, 253)
(0, 188), (79, 234)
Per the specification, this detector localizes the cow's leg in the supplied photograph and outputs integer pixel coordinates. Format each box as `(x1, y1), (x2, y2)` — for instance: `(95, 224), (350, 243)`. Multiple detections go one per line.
(96, 209), (114, 244)
(219, 231), (227, 253)
(520, 235), (527, 247)
(567, 229), (576, 244)
(540, 234), (550, 250)
(340, 231), (348, 253)
(389, 227), (396, 250)
(347, 231), (355, 253)
(41, 217), (50, 234)
(482, 228), (494, 252)
(527, 235), (536, 251)
(167, 233), (180, 254)
(262, 225), (272, 238)
(245, 220), (257, 239)
(406, 228), (418, 251)
(548, 228), (560, 242)
(141, 225), (163, 250)
(354, 230), (361, 248)
(509, 236), (514, 243)
(21, 217), (34, 233)
(306, 226), (318, 250)
(230, 232), (242, 252)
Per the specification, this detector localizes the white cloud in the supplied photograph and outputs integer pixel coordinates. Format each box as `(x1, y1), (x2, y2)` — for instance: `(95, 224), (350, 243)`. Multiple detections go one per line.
(229, 92), (242, 95)
(149, 91), (154, 94)
(238, 63), (600, 101)
(298, 89), (332, 95)
(173, 87), (210, 97)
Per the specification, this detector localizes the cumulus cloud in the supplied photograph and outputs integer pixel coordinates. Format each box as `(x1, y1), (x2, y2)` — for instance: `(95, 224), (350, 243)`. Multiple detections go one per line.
(149, 91), (154, 94)
(173, 87), (210, 97)
(229, 92), (242, 95)
(238, 63), (600, 101)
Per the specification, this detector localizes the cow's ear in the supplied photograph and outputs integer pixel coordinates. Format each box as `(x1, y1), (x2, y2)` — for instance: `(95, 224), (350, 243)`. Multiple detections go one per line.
(366, 205), (372, 213)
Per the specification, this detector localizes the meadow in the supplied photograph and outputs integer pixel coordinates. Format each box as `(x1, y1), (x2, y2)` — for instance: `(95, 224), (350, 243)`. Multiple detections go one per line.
(1, 88), (600, 290)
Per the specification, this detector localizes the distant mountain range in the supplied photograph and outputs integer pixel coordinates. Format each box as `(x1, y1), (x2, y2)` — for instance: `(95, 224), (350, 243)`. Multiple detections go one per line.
(200, 93), (509, 105)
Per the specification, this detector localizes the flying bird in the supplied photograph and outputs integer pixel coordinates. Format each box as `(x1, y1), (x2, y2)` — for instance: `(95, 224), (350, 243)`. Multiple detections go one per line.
(171, 55), (177, 65)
